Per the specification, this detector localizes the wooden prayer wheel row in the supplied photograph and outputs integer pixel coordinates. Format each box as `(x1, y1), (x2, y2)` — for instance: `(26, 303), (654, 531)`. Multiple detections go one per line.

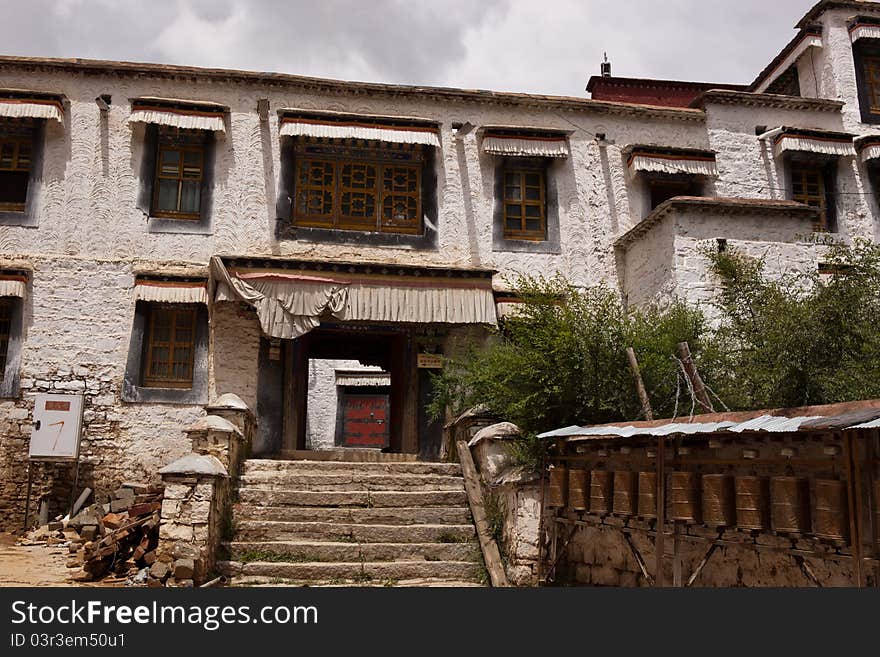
(549, 466), (851, 541)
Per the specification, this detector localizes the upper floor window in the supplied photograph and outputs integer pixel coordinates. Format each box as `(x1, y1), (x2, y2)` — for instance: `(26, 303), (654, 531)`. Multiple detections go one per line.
(648, 176), (704, 212)
(502, 167), (546, 241)
(293, 139), (423, 235)
(151, 128), (206, 220)
(626, 146), (717, 219)
(863, 55), (880, 113)
(789, 163), (834, 231)
(850, 23), (880, 123)
(0, 120), (33, 213)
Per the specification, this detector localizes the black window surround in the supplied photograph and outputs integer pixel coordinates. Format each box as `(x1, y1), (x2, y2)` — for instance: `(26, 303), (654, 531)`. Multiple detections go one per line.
(0, 279), (25, 399)
(0, 119), (44, 228)
(643, 173), (706, 217)
(851, 22), (880, 124)
(137, 124), (216, 235)
(491, 156), (561, 254)
(122, 300), (208, 404)
(275, 136), (439, 249)
(784, 152), (838, 232)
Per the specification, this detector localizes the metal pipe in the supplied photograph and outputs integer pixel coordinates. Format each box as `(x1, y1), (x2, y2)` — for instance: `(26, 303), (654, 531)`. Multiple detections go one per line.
(200, 575), (228, 588)
(757, 126), (784, 142)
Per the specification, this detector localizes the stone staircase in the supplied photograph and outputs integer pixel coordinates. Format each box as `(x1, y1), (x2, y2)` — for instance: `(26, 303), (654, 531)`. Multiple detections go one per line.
(221, 459), (487, 586)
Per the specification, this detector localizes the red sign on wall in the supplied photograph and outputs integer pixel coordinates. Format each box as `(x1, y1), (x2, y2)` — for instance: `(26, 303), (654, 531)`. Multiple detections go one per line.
(340, 394), (390, 448)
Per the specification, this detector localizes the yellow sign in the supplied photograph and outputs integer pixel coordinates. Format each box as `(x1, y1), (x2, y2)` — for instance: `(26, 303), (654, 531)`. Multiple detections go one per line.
(417, 353), (443, 369)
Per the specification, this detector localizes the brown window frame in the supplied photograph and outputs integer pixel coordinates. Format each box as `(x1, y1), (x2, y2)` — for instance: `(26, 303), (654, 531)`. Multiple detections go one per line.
(0, 134), (32, 213)
(790, 164), (830, 231)
(0, 298), (11, 383)
(502, 167), (547, 241)
(293, 140), (423, 235)
(150, 132), (205, 221)
(864, 55), (880, 115)
(142, 304), (197, 389)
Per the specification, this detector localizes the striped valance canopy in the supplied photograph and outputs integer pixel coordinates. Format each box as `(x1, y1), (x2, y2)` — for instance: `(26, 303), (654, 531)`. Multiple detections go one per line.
(128, 97), (227, 132)
(0, 89), (65, 124)
(770, 127), (856, 158)
(855, 135), (880, 162)
(480, 126), (570, 158)
(849, 16), (880, 42)
(133, 277), (208, 304)
(211, 256), (496, 340)
(627, 146), (718, 177)
(0, 271), (28, 299)
(279, 109), (440, 147)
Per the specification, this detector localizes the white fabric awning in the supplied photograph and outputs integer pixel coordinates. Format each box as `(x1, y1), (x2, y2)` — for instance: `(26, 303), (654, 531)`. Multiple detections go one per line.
(128, 97), (226, 132)
(860, 143), (880, 162)
(0, 96), (64, 123)
(0, 276), (26, 298)
(134, 280), (208, 304)
(280, 114), (440, 147)
(495, 301), (524, 319)
(773, 132), (856, 158)
(755, 32), (822, 93)
(850, 24), (880, 42)
(335, 370), (391, 387)
(481, 135), (569, 158)
(628, 152), (718, 177)
(211, 257), (496, 340)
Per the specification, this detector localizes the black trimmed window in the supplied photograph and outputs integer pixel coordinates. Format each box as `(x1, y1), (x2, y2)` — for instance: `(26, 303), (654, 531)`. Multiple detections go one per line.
(648, 176), (704, 212)
(292, 139), (423, 235)
(789, 162), (835, 231)
(852, 33), (880, 123)
(502, 167), (546, 241)
(0, 119), (34, 213)
(142, 304), (197, 388)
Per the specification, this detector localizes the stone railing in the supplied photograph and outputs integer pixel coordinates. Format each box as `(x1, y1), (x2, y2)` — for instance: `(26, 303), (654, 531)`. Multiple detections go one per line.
(153, 393), (253, 587)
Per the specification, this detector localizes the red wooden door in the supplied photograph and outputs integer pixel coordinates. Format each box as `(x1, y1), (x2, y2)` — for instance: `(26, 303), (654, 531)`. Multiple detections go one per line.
(340, 394), (390, 448)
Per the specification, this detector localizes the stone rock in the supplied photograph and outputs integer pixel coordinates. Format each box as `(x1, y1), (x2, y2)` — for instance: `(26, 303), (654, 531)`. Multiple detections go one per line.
(173, 558), (195, 579)
(175, 579), (194, 588)
(113, 487), (135, 500)
(48, 521), (63, 531)
(172, 543), (201, 560)
(80, 525), (98, 541)
(109, 499), (131, 513)
(149, 561), (171, 580)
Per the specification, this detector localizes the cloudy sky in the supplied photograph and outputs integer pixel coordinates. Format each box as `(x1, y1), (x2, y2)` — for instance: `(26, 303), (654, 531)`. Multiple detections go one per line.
(0, 0), (818, 95)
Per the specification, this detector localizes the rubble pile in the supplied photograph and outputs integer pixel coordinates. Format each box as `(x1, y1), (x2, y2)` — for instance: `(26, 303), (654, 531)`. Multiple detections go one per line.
(25, 482), (163, 584)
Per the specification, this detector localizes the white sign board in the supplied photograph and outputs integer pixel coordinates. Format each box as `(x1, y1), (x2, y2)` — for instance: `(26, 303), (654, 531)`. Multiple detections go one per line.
(29, 393), (84, 461)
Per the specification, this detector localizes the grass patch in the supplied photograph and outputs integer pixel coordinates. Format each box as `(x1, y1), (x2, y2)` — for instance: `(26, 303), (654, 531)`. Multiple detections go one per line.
(238, 550), (297, 563)
(484, 492), (505, 547)
(437, 531), (469, 544)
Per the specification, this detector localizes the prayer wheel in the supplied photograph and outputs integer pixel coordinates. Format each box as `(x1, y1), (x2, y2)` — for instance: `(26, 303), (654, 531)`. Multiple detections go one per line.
(770, 476), (811, 534)
(567, 467), (589, 511)
(589, 470), (612, 515)
(612, 471), (637, 516)
(670, 472), (701, 523)
(813, 479), (848, 542)
(637, 472), (657, 519)
(734, 476), (769, 531)
(547, 465), (568, 508)
(702, 474), (735, 527)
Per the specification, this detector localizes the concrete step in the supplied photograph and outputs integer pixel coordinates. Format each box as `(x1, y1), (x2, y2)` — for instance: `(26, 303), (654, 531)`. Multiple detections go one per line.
(239, 472), (465, 492)
(232, 560), (486, 583)
(226, 574), (486, 587)
(233, 504), (472, 525)
(235, 520), (476, 543)
(237, 488), (468, 508)
(227, 540), (480, 563)
(242, 459), (461, 477)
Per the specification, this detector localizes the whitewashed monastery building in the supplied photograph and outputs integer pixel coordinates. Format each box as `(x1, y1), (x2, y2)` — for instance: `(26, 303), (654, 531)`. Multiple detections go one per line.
(1, 0), (879, 524)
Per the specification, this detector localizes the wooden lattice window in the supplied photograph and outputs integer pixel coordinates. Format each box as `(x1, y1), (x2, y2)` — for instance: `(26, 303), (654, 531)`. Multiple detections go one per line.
(152, 129), (205, 219)
(864, 56), (880, 114)
(0, 128), (32, 212)
(143, 304), (197, 388)
(503, 168), (546, 240)
(293, 140), (422, 234)
(791, 166), (828, 231)
(0, 298), (10, 382)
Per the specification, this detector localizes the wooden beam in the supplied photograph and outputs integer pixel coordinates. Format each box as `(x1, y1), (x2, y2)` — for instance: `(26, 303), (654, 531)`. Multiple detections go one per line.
(676, 341), (713, 414)
(456, 440), (510, 587)
(655, 436), (666, 587)
(626, 347), (653, 421)
(622, 531), (654, 586)
(843, 432), (864, 587)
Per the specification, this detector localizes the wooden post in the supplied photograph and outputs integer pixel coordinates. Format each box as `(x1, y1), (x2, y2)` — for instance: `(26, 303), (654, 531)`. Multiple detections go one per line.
(843, 432), (864, 587)
(672, 521), (682, 587)
(676, 341), (714, 414)
(456, 441), (510, 587)
(655, 436), (666, 587)
(626, 347), (653, 421)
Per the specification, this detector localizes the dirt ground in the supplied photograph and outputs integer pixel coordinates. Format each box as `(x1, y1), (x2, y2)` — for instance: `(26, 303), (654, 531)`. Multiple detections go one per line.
(0, 531), (102, 587)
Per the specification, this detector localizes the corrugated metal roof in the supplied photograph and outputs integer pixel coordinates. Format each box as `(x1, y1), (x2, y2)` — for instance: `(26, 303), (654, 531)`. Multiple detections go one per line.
(537, 404), (880, 442)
